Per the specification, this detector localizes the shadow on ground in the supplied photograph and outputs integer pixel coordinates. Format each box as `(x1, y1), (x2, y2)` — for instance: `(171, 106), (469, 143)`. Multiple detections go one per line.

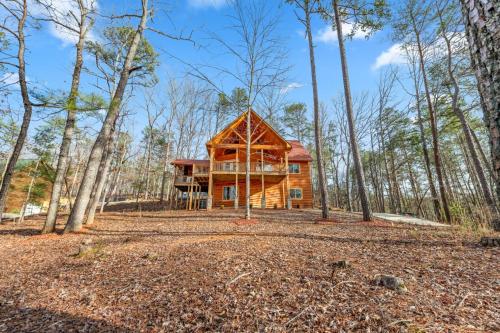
(0, 305), (134, 333)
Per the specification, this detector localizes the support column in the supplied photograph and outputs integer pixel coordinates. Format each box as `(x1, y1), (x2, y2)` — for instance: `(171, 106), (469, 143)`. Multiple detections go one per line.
(285, 151), (291, 209)
(188, 172), (194, 211)
(170, 167), (178, 210)
(174, 189), (178, 210)
(196, 185), (200, 210)
(207, 148), (214, 210)
(235, 148), (239, 209)
(261, 149), (265, 208)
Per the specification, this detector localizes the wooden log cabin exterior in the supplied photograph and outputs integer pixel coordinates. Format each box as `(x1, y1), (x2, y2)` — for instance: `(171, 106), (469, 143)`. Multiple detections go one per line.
(171, 110), (313, 210)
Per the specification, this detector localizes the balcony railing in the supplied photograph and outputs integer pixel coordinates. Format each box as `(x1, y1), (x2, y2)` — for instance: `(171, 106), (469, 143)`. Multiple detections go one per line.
(175, 176), (193, 184)
(193, 165), (209, 175)
(212, 161), (286, 174)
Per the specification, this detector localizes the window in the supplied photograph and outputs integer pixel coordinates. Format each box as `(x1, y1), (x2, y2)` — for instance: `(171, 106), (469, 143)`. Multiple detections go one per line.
(289, 163), (300, 174)
(223, 186), (236, 200)
(289, 188), (302, 200)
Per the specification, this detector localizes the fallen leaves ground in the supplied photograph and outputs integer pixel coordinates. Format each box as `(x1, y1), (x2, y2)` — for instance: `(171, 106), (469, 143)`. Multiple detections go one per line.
(0, 208), (498, 332)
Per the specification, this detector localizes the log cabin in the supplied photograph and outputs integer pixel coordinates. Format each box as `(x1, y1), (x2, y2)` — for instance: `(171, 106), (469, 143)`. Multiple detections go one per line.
(171, 109), (313, 210)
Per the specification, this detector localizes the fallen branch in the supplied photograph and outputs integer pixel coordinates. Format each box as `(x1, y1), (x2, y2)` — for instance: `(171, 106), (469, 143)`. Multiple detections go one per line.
(226, 272), (251, 286)
(389, 319), (412, 327)
(453, 292), (471, 312)
(284, 306), (310, 327)
(333, 280), (359, 288)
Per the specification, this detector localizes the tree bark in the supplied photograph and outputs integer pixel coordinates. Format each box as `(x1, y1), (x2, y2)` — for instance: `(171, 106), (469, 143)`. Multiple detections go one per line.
(42, 5), (89, 233)
(245, 108), (251, 218)
(411, 66), (442, 220)
(64, 0), (149, 233)
(333, 0), (370, 220)
(0, 1), (32, 223)
(19, 159), (40, 223)
(411, 12), (451, 222)
(436, 4), (497, 217)
(304, 1), (329, 219)
(85, 139), (114, 225)
(460, 0), (499, 228)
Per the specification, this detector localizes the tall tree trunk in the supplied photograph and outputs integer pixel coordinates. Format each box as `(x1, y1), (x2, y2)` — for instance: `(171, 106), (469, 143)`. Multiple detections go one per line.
(305, 2), (329, 219)
(333, 0), (370, 220)
(159, 144), (170, 203)
(469, 125), (496, 183)
(345, 150), (352, 211)
(0, 1), (32, 223)
(19, 159), (40, 223)
(245, 108), (251, 218)
(436, 5), (497, 217)
(103, 147), (126, 209)
(85, 139), (114, 225)
(64, 0), (149, 233)
(144, 134), (152, 201)
(411, 12), (451, 222)
(460, 0), (499, 229)
(412, 70), (442, 220)
(42, 8), (89, 233)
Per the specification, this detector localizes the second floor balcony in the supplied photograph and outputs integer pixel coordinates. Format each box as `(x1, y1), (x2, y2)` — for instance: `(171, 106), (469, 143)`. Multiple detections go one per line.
(212, 161), (286, 175)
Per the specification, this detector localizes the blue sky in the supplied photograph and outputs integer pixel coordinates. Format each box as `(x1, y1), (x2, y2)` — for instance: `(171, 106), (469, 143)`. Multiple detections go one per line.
(3, 0), (407, 139)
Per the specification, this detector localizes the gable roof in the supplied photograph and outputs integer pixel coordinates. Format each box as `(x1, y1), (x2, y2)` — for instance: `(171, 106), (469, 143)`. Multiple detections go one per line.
(206, 109), (291, 150)
(288, 140), (313, 161)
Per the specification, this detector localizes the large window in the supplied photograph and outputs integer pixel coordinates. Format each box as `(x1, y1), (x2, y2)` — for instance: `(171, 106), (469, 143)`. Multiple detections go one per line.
(289, 188), (302, 200)
(223, 186), (236, 200)
(288, 163), (300, 174)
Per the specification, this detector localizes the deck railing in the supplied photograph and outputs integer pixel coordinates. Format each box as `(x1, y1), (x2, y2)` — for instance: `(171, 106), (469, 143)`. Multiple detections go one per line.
(175, 176), (193, 184)
(212, 161), (286, 174)
(193, 165), (209, 175)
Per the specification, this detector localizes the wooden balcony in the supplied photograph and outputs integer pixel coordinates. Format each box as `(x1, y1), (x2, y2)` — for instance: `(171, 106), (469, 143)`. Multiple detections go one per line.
(212, 161), (286, 175)
(193, 165), (209, 175)
(175, 176), (193, 185)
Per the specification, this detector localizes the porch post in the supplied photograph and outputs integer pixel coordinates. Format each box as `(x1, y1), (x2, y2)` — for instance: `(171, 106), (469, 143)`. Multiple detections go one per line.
(207, 148), (214, 210)
(196, 184), (200, 210)
(235, 148), (239, 209)
(261, 148), (265, 208)
(170, 167), (177, 210)
(188, 168), (194, 211)
(285, 151), (291, 209)
(174, 188), (178, 209)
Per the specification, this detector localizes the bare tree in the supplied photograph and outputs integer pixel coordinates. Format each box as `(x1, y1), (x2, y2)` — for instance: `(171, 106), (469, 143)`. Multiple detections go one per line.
(288, 0), (329, 219)
(183, 0), (288, 219)
(435, 0), (497, 217)
(64, 0), (152, 232)
(321, 0), (390, 221)
(459, 0), (499, 229)
(0, 0), (33, 223)
(41, 0), (96, 233)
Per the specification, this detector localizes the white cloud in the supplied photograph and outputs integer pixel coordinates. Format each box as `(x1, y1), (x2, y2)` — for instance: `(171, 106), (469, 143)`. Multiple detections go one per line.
(371, 43), (406, 70)
(280, 82), (304, 94)
(0, 72), (20, 86)
(31, 0), (98, 46)
(188, 0), (227, 9)
(0, 72), (31, 89)
(315, 23), (370, 44)
(371, 33), (467, 71)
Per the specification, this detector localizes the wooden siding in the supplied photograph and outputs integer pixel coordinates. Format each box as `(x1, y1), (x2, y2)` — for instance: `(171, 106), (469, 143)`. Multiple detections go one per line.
(288, 161), (313, 208)
(210, 161), (313, 209)
(212, 179), (286, 209)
